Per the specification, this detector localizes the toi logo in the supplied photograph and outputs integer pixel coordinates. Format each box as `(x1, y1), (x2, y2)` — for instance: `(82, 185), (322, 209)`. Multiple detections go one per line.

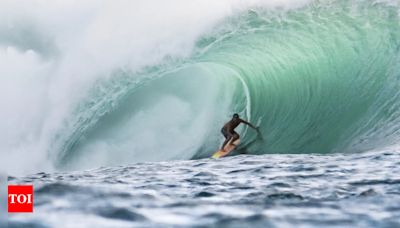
(8, 185), (33, 213)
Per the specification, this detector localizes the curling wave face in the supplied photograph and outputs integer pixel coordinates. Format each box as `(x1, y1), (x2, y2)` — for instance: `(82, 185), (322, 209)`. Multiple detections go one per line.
(6, 0), (400, 173)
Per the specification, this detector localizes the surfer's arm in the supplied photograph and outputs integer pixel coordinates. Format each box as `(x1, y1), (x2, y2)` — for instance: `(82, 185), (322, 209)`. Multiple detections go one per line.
(241, 120), (258, 129)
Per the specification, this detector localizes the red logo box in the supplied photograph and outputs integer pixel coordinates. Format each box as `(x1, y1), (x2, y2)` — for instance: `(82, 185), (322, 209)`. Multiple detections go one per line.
(8, 185), (33, 213)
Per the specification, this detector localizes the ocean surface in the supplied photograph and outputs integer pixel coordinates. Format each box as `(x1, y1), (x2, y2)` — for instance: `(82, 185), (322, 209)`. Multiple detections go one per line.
(7, 150), (400, 228)
(5, 0), (400, 227)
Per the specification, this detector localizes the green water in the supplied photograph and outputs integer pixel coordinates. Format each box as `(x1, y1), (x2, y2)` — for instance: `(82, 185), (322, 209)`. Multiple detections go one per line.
(53, 0), (400, 169)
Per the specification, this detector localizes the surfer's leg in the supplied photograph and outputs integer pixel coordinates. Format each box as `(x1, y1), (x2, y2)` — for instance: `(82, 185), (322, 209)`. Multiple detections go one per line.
(230, 132), (239, 145)
(221, 135), (232, 151)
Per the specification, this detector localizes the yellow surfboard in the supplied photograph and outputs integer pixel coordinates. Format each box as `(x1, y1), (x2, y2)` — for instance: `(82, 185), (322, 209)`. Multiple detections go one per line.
(211, 140), (240, 158)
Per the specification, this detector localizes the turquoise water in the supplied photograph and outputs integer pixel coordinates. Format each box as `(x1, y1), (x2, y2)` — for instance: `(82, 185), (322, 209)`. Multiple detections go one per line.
(197, 0), (400, 155)
(48, 0), (400, 170)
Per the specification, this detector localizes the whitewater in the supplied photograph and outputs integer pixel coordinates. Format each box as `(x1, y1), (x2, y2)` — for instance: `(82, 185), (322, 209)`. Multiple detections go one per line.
(4, 0), (400, 227)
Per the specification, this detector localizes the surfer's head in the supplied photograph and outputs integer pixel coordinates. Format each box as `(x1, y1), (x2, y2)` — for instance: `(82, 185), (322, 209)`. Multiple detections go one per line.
(233, 113), (239, 119)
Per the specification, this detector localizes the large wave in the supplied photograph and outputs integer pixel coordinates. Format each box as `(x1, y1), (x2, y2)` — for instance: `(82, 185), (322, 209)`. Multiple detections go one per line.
(5, 0), (400, 174)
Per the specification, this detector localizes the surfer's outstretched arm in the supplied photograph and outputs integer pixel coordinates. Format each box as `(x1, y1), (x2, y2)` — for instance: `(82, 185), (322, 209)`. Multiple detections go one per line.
(241, 120), (259, 129)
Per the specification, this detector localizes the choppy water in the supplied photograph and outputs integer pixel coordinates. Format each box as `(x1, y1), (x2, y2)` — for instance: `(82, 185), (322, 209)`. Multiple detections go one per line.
(8, 150), (400, 228)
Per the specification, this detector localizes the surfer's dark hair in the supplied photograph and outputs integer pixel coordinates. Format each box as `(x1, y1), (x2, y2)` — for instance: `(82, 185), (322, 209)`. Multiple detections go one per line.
(233, 113), (239, 118)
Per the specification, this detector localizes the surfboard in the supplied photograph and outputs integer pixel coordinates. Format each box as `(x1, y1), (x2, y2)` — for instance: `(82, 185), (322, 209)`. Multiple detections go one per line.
(211, 139), (240, 158)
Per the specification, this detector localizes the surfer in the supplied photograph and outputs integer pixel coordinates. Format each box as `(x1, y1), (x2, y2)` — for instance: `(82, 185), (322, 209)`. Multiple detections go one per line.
(220, 113), (259, 152)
